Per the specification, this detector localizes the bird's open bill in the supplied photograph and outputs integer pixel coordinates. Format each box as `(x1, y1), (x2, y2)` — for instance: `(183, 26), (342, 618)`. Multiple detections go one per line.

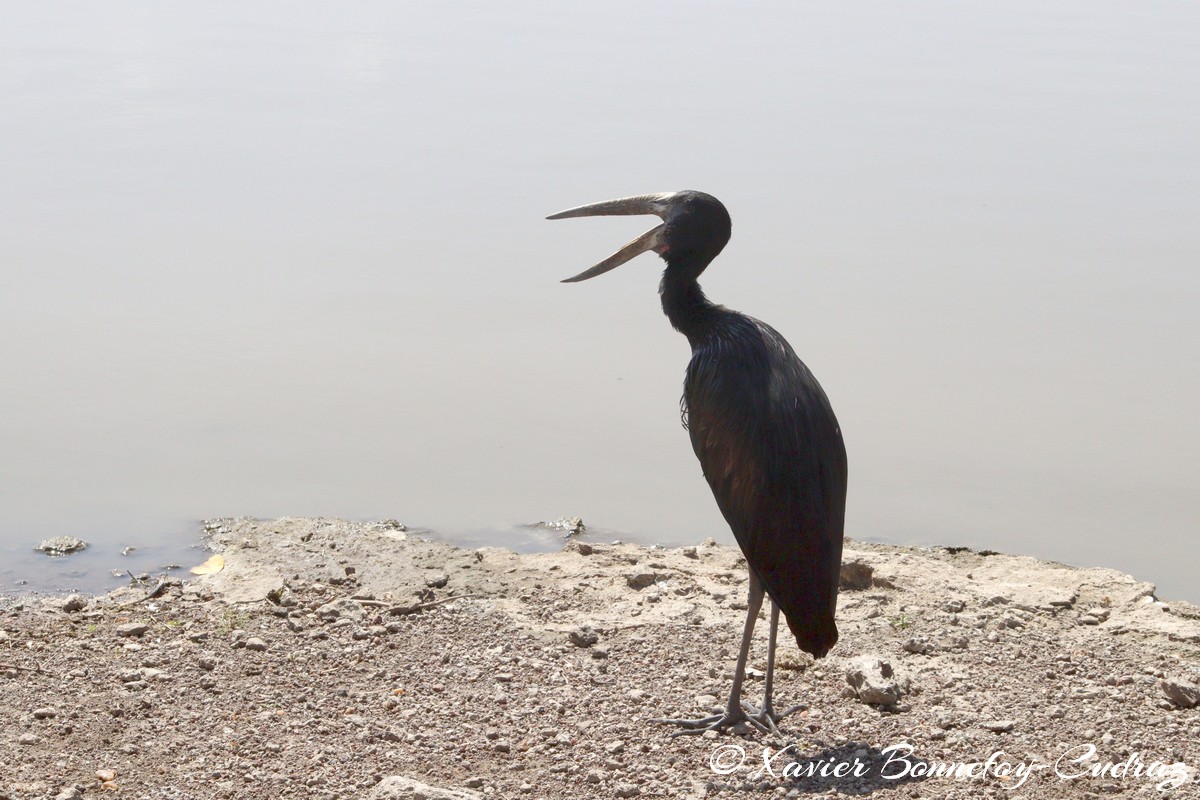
(547, 192), (678, 283)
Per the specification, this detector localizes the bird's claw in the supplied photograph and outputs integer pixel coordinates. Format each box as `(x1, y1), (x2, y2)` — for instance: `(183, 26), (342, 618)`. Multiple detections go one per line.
(652, 709), (770, 737)
(739, 701), (804, 735)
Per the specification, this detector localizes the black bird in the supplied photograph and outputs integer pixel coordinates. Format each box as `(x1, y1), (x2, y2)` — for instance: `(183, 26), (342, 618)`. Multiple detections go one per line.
(548, 191), (847, 734)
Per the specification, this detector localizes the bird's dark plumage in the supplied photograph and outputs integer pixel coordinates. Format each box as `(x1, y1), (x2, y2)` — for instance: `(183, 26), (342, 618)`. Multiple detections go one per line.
(551, 189), (848, 733)
(655, 193), (847, 658)
(680, 306), (847, 656)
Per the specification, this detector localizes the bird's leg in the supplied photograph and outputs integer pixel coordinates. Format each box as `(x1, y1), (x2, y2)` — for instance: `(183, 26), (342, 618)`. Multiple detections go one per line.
(653, 572), (770, 736)
(739, 600), (803, 733)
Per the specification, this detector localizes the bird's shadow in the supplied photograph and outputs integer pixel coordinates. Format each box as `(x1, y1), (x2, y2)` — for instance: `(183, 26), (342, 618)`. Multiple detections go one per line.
(727, 740), (931, 795)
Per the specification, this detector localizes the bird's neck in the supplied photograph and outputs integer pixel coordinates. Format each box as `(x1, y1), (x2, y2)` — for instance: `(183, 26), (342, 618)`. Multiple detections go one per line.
(659, 266), (723, 342)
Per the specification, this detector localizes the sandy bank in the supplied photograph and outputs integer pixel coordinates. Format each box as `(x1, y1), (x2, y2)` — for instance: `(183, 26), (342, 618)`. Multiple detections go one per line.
(2, 516), (1198, 799)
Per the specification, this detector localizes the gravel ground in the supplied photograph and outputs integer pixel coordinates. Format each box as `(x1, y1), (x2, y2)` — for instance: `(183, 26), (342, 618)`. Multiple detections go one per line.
(2, 517), (1198, 800)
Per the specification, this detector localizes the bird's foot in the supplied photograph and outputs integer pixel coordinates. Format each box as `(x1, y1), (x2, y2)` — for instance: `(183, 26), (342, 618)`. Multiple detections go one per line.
(738, 701), (804, 735)
(652, 708), (770, 737)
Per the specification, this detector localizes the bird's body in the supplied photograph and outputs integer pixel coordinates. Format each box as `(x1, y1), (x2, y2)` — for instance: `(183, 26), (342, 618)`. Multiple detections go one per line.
(550, 190), (847, 734)
(672, 287), (846, 658)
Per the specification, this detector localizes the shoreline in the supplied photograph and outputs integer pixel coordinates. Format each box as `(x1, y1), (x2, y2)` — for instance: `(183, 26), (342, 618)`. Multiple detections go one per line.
(2, 516), (1198, 798)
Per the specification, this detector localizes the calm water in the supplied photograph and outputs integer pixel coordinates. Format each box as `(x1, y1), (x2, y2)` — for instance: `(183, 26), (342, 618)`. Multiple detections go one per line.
(2, 2), (1197, 601)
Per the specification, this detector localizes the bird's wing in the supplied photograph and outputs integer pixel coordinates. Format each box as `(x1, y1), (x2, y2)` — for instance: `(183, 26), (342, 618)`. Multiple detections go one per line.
(685, 322), (847, 657)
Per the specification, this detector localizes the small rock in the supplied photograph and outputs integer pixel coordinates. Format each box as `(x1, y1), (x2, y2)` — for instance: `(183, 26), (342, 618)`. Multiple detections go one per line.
(62, 594), (86, 613)
(316, 598), (366, 623)
(614, 783), (640, 798)
(681, 546), (699, 559)
(537, 516), (585, 536)
(941, 599), (966, 613)
(902, 637), (933, 655)
(845, 656), (908, 706)
(606, 740), (625, 755)
(569, 625), (600, 648)
(1161, 679), (1200, 709)
(115, 622), (149, 638)
(981, 720), (1016, 733)
(367, 776), (482, 799)
(35, 536), (88, 555)
(245, 637), (269, 652)
(18, 732), (39, 745)
(95, 769), (116, 782)
(839, 561), (873, 590)
(32, 707), (57, 719)
(425, 572), (449, 589)
(626, 572), (657, 590)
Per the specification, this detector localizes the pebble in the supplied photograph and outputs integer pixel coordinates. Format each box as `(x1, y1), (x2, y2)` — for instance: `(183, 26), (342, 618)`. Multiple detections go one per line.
(615, 783), (640, 797)
(981, 720), (1015, 733)
(626, 572), (657, 590)
(902, 637), (933, 654)
(569, 625), (600, 648)
(18, 732), (39, 745)
(245, 637), (269, 652)
(33, 707), (57, 719)
(1161, 679), (1200, 708)
(316, 598), (366, 623)
(115, 622), (149, 638)
(845, 656), (908, 706)
(35, 536), (87, 555)
(839, 561), (873, 590)
(62, 594), (86, 613)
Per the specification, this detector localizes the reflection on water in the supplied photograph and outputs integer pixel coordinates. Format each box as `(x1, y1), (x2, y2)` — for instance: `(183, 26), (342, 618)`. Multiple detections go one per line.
(1, 2), (1197, 601)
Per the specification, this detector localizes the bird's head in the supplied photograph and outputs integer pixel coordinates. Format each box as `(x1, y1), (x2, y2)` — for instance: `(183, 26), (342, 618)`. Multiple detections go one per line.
(547, 190), (731, 283)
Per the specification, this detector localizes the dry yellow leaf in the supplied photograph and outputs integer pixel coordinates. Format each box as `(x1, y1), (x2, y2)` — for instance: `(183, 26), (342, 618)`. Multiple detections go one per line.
(189, 554), (225, 575)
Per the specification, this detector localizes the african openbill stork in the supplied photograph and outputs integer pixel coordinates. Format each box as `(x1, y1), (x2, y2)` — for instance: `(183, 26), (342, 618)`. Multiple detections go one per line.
(548, 191), (847, 734)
